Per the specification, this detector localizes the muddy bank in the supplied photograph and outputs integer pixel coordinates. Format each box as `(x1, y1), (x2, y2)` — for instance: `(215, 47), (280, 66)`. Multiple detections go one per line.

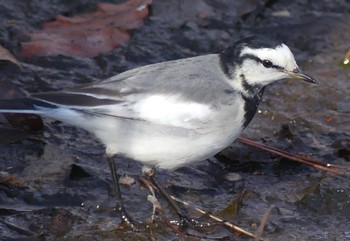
(0, 0), (349, 240)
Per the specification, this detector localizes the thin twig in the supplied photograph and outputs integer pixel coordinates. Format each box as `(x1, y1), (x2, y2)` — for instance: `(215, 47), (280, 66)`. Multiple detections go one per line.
(157, 208), (187, 240)
(170, 195), (266, 241)
(237, 137), (350, 175)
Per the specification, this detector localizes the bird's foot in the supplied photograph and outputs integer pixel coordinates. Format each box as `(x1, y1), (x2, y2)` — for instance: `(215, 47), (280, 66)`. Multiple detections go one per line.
(116, 206), (143, 232)
(178, 214), (212, 230)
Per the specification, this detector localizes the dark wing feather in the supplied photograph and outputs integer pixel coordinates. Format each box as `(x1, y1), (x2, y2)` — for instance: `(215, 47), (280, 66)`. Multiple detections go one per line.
(32, 92), (122, 107)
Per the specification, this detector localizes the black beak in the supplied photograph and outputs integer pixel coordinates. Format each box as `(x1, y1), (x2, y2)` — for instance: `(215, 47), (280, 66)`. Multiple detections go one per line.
(287, 69), (318, 84)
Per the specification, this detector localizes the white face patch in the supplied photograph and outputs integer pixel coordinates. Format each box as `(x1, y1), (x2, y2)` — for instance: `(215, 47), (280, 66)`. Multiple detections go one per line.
(237, 43), (300, 86)
(240, 43), (299, 71)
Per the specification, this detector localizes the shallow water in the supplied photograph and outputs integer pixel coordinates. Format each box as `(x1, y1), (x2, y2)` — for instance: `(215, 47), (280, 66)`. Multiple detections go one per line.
(0, 0), (349, 240)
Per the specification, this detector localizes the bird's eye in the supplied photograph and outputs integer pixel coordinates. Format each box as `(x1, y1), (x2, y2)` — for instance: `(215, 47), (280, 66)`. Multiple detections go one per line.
(262, 60), (273, 68)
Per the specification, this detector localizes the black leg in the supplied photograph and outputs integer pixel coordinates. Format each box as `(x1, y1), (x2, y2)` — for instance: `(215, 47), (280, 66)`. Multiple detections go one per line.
(144, 168), (190, 225)
(107, 155), (139, 230)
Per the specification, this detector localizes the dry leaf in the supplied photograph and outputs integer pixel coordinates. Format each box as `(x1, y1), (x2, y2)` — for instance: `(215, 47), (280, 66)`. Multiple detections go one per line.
(0, 45), (20, 66)
(20, 0), (152, 58)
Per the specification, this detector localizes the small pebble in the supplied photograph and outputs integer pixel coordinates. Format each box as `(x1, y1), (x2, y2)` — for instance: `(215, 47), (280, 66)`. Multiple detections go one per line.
(225, 172), (242, 182)
(119, 175), (135, 186)
(271, 10), (291, 17)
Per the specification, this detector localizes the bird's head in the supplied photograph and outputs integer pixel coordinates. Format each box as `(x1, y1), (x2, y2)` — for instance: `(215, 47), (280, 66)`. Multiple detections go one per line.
(220, 36), (317, 92)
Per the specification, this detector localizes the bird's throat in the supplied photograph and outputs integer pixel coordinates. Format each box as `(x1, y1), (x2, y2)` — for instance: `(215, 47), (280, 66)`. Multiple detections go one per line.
(241, 87), (265, 128)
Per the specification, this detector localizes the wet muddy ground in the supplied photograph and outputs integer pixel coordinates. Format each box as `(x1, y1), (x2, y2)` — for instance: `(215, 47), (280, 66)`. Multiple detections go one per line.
(0, 0), (349, 240)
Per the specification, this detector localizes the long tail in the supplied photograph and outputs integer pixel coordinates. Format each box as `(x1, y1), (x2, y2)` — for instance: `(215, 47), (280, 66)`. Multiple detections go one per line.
(0, 98), (57, 114)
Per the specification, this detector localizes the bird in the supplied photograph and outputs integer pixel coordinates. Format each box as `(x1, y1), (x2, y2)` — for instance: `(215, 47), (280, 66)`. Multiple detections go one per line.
(0, 36), (317, 227)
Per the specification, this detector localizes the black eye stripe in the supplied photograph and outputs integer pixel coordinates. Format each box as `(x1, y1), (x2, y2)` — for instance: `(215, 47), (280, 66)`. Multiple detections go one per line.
(271, 64), (283, 70)
(259, 59), (283, 70)
(240, 54), (284, 70)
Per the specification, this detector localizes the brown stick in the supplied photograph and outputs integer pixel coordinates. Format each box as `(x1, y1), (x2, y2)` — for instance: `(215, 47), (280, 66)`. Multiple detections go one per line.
(236, 137), (349, 175)
(170, 195), (266, 241)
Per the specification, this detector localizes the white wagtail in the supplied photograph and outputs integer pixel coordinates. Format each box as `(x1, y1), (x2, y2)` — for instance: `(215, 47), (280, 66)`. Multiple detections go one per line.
(0, 36), (317, 227)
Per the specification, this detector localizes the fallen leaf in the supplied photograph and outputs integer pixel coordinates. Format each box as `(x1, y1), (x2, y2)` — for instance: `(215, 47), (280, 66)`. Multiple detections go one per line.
(0, 45), (20, 67)
(119, 175), (136, 186)
(325, 115), (333, 124)
(0, 171), (28, 188)
(20, 0), (152, 58)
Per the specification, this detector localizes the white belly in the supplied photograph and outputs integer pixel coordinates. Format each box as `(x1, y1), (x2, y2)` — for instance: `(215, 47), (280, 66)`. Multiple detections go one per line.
(43, 96), (246, 169)
(93, 110), (244, 169)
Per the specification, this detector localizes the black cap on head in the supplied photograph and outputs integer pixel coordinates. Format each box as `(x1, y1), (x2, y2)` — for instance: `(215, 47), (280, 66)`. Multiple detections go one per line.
(220, 36), (280, 78)
(221, 36), (280, 64)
